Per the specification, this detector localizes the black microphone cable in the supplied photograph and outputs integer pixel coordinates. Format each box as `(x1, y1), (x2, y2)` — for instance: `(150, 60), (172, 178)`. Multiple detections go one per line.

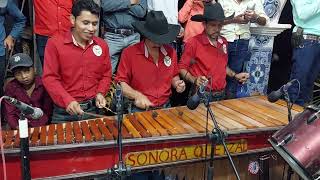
(0, 97), (8, 180)
(203, 75), (213, 180)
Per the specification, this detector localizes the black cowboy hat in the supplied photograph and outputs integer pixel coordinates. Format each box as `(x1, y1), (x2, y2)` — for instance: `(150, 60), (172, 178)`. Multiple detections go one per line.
(191, 3), (234, 22)
(132, 11), (180, 44)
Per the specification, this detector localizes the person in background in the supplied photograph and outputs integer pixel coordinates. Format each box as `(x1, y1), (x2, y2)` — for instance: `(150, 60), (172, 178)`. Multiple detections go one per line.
(33, 0), (73, 66)
(116, 11), (185, 113)
(179, 3), (249, 102)
(288, 0), (320, 106)
(3, 53), (52, 129)
(42, 0), (112, 123)
(219, 0), (268, 99)
(147, 0), (184, 58)
(0, 0), (26, 97)
(178, 0), (213, 43)
(101, 0), (147, 74)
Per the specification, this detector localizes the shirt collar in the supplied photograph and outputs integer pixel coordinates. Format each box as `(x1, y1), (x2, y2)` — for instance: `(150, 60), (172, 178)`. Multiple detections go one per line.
(64, 30), (95, 47)
(71, 35), (94, 47)
(200, 31), (225, 47)
(136, 41), (168, 58)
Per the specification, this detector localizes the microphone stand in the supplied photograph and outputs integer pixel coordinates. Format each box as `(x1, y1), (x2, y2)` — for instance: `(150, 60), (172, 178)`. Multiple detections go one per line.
(108, 86), (130, 179)
(201, 96), (240, 180)
(283, 88), (294, 180)
(283, 89), (293, 122)
(19, 113), (31, 180)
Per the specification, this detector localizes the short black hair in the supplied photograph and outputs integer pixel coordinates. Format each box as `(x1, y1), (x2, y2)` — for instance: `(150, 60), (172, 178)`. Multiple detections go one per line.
(72, 0), (100, 18)
(12, 66), (34, 74)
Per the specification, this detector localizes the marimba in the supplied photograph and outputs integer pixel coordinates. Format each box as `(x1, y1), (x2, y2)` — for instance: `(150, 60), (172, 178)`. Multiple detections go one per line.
(0, 96), (303, 179)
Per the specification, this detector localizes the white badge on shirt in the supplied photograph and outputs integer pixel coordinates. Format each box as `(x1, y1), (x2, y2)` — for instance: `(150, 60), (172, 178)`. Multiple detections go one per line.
(164, 56), (172, 67)
(92, 45), (102, 57)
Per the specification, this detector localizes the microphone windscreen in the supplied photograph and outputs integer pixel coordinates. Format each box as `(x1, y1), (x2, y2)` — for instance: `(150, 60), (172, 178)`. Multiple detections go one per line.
(267, 90), (283, 103)
(31, 108), (44, 119)
(187, 94), (200, 110)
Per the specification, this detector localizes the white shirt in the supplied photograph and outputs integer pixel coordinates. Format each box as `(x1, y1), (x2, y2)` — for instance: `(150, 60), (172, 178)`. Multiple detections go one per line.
(219, 0), (269, 42)
(147, 0), (179, 25)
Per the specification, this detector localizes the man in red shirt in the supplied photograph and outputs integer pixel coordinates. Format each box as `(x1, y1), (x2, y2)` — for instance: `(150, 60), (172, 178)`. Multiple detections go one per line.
(34, 0), (73, 65)
(42, 0), (112, 123)
(179, 3), (249, 101)
(116, 11), (185, 112)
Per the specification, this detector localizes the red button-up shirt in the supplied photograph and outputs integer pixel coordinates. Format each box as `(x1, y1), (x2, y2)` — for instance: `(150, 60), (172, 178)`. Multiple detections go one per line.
(34, 0), (73, 36)
(43, 30), (112, 108)
(115, 41), (179, 107)
(179, 32), (228, 91)
(3, 77), (53, 129)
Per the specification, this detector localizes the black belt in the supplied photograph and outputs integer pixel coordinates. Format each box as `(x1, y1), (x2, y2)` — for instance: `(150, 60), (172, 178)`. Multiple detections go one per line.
(105, 28), (135, 36)
(79, 99), (95, 110)
(234, 35), (249, 40)
(207, 90), (225, 97)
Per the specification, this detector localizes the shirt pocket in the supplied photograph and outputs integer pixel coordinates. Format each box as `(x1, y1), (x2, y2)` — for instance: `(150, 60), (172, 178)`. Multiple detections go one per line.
(86, 55), (107, 79)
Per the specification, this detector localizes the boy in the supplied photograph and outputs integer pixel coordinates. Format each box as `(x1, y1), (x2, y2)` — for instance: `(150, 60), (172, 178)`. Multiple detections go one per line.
(3, 53), (52, 129)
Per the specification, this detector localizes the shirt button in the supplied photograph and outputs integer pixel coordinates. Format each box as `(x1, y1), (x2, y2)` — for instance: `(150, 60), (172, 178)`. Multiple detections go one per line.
(59, 22), (62, 25)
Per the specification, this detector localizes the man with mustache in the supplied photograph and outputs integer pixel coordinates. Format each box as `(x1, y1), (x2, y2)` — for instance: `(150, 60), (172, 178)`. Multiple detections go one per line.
(116, 11), (186, 113)
(180, 3), (249, 102)
(42, 0), (112, 123)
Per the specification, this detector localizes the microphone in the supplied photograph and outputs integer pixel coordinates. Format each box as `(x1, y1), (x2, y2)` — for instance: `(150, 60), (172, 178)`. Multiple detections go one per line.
(267, 79), (297, 103)
(187, 80), (208, 110)
(3, 96), (43, 119)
